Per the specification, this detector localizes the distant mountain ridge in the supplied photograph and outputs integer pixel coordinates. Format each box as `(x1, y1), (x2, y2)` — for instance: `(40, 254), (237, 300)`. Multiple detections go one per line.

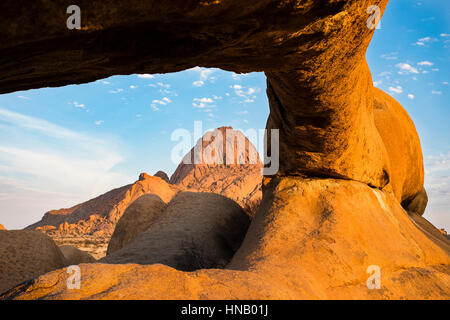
(26, 127), (263, 258)
(170, 126), (262, 212)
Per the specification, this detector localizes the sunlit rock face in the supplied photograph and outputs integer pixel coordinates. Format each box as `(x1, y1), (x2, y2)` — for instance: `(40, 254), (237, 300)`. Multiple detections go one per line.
(25, 174), (180, 258)
(170, 127), (263, 215)
(0, 0), (393, 185)
(25, 127), (263, 259)
(0, 0), (449, 300)
(154, 171), (170, 183)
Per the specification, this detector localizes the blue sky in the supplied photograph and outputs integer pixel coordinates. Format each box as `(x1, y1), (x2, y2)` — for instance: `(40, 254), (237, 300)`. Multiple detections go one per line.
(0, 0), (448, 230)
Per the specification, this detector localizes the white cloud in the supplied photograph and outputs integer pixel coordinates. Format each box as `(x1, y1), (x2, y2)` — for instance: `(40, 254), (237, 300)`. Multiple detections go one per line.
(407, 94), (415, 100)
(109, 88), (123, 94)
(157, 82), (170, 89)
(231, 85), (258, 103)
(0, 108), (90, 141)
(192, 97), (216, 109)
(94, 120), (104, 125)
(192, 80), (204, 87)
(396, 63), (419, 75)
(189, 67), (215, 81)
(129, 85), (137, 89)
(0, 108), (132, 220)
(418, 37), (432, 42)
(379, 71), (392, 76)
(373, 80), (382, 87)
(424, 152), (450, 230)
(137, 74), (154, 79)
(151, 97), (172, 111)
(417, 61), (434, 66)
(388, 86), (403, 94)
(231, 72), (249, 80)
(431, 90), (442, 95)
(194, 97), (213, 103)
(152, 97), (172, 105)
(380, 52), (398, 60)
(17, 95), (30, 100)
(72, 101), (86, 109)
(440, 33), (450, 37)
(415, 37), (436, 46)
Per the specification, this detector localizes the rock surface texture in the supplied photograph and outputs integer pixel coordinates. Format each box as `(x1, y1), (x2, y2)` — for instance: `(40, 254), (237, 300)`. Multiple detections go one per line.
(3, 179), (449, 299)
(0, 0), (448, 299)
(101, 192), (250, 271)
(26, 127), (263, 257)
(170, 127), (263, 215)
(26, 174), (179, 258)
(59, 245), (96, 265)
(154, 171), (170, 183)
(107, 194), (168, 255)
(0, 231), (67, 294)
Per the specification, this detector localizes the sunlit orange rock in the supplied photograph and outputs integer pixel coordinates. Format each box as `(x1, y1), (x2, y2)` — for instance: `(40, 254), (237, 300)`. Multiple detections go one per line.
(171, 127), (263, 215)
(4, 178), (449, 299)
(0, 0), (448, 300)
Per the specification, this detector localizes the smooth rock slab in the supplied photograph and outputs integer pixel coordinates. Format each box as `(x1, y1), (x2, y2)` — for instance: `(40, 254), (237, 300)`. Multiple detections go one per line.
(59, 245), (96, 265)
(3, 178), (449, 300)
(106, 194), (167, 255)
(101, 192), (250, 271)
(0, 231), (67, 294)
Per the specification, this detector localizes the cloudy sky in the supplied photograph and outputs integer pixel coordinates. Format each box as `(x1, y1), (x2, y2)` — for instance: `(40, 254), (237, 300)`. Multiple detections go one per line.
(0, 0), (448, 230)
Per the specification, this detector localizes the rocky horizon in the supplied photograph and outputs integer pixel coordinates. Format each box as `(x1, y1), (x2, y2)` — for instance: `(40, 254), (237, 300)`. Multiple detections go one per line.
(24, 127), (263, 258)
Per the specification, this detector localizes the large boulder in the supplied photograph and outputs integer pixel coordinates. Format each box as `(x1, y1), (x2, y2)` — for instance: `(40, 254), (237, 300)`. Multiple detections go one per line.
(107, 194), (167, 255)
(0, 231), (67, 294)
(26, 173), (179, 259)
(4, 178), (449, 300)
(154, 171), (170, 183)
(59, 245), (96, 265)
(101, 192), (250, 271)
(0, 0), (392, 187)
(373, 87), (426, 214)
(0, 0), (448, 300)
